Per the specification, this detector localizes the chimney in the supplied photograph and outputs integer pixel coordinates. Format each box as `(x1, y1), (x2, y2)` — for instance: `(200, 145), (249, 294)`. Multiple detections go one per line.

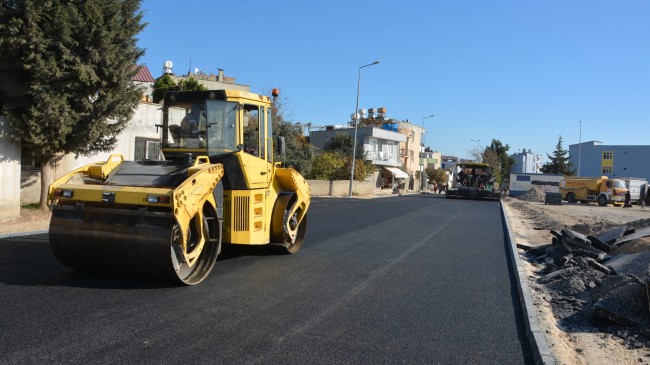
(218, 69), (224, 82)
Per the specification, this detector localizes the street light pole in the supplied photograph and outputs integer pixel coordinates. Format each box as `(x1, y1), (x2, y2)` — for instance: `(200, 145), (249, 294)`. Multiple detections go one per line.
(421, 114), (435, 146)
(349, 60), (380, 197)
(421, 114), (435, 191)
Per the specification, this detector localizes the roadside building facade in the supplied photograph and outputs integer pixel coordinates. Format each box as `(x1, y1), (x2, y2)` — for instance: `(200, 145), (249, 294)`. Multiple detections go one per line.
(0, 116), (21, 221)
(569, 141), (650, 181)
(420, 150), (442, 190)
(397, 121), (425, 191)
(511, 149), (542, 174)
(131, 64), (156, 102)
(309, 126), (407, 191)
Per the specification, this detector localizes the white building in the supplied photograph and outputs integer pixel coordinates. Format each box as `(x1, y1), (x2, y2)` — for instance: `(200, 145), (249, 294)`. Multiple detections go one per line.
(309, 125), (408, 190)
(511, 149), (542, 173)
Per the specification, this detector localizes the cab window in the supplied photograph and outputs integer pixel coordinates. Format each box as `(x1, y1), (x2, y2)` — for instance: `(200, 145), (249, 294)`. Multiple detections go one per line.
(243, 105), (260, 156)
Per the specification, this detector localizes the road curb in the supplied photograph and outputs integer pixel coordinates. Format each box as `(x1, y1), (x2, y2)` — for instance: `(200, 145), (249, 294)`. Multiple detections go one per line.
(501, 201), (556, 365)
(0, 230), (48, 240)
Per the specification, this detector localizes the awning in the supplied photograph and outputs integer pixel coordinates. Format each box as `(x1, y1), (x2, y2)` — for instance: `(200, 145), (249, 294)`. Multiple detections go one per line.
(383, 167), (409, 179)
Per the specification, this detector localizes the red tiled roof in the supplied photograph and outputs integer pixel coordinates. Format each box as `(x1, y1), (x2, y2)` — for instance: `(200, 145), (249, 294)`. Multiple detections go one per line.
(132, 65), (155, 83)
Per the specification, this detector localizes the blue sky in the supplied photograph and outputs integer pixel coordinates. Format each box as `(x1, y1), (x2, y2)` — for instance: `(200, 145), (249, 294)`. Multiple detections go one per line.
(137, 0), (649, 161)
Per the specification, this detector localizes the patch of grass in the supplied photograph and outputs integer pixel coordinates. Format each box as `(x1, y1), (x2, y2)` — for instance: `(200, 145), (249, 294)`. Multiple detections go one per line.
(21, 203), (41, 209)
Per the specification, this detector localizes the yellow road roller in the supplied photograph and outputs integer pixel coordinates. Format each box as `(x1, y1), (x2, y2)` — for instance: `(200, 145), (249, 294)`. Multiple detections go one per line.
(47, 90), (310, 285)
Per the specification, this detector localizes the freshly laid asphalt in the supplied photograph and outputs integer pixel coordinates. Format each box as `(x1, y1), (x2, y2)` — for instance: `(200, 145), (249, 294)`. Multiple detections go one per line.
(0, 195), (533, 364)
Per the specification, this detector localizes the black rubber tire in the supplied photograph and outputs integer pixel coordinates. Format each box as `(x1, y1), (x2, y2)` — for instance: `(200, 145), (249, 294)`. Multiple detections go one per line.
(597, 195), (608, 206)
(566, 192), (576, 203)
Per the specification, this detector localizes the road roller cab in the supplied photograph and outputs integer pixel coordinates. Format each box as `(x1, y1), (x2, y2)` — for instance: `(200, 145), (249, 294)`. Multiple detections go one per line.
(48, 90), (310, 285)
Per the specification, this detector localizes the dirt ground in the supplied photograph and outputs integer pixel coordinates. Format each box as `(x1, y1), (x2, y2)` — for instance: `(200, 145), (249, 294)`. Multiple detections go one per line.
(503, 194), (650, 365)
(0, 207), (51, 234)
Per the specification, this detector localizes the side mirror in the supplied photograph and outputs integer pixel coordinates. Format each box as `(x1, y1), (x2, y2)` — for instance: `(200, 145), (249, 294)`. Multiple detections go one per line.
(276, 136), (286, 157)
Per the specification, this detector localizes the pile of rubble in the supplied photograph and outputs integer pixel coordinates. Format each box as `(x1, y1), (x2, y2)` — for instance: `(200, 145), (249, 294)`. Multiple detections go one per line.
(520, 219), (650, 346)
(514, 186), (547, 203)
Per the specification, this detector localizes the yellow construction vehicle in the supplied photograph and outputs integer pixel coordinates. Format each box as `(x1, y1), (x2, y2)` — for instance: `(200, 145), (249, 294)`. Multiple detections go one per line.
(47, 90), (310, 285)
(559, 175), (627, 206)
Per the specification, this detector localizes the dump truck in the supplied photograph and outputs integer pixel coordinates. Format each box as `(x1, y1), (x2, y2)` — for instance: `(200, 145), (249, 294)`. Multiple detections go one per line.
(47, 89), (310, 285)
(445, 162), (500, 200)
(559, 176), (627, 206)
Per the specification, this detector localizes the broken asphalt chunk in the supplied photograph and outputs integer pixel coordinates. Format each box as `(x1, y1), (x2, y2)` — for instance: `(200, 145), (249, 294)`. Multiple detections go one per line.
(605, 252), (650, 280)
(592, 282), (647, 327)
(587, 235), (612, 252)
(612, 227), (650, 248)
(586, 258), (614, 275)
(594, 225), (628, 245)
(539, 267), (580, 284)
(550, 229), (564, 241)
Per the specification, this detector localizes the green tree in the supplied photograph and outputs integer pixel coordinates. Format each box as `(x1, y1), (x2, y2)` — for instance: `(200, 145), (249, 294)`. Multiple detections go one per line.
(310, 151), (347, 180)
(270, 92), (315, 175)
(541, 135), (574, 175)
(318, 133), (371, 180)
(426, 166), (448, 185)
(323, 133), (365, 160)
(0, 0), (146, 209)
(310, 149), (371, 181)
(152, 73), (177, 103)
(482, 139), (514, 185)
(483, 149), (500, 182)
(152, 75), (207, 103)
(179, 77), (207, 92)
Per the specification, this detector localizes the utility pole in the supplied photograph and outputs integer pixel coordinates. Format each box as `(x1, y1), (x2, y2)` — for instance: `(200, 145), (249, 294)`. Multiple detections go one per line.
(578, 121), (582, 176)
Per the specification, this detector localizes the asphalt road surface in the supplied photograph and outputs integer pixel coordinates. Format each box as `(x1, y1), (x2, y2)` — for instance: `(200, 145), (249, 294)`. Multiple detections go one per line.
(0, 195), (532, 364)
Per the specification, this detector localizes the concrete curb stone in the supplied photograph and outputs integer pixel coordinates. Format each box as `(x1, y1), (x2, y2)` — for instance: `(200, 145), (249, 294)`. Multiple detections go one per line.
(0, 230), (48, 240)
(501, 201), (557, 365)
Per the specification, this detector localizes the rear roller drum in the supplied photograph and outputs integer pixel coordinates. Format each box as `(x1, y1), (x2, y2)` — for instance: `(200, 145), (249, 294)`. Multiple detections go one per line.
(282, 209), (307, 254)
(272, 193), (307, 254)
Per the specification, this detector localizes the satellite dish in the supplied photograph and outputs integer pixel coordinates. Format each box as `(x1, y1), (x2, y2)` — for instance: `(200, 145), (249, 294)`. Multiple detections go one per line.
(194, 67), (200, 74)
(164, 60), (173, 68)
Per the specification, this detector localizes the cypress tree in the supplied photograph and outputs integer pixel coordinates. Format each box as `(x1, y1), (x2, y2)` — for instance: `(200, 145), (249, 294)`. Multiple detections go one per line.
(0, 0), (146, 208)
(541, 135), (575, 175)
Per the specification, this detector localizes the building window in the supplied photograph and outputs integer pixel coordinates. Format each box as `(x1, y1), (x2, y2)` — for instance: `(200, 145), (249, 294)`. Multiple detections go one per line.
(602, 166), (612, 174)
(20, 146), (40, 169)
(603, 151), (613, 159)
(516, 175), (531, 182)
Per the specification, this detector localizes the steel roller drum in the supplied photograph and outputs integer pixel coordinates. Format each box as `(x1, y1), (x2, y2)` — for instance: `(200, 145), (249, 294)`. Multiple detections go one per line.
(48, 160), (221, 285)
(50, 205), (220, 285)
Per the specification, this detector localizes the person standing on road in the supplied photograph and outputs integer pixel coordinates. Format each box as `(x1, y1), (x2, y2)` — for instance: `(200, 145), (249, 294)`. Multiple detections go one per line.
(623, 190), (632, 208)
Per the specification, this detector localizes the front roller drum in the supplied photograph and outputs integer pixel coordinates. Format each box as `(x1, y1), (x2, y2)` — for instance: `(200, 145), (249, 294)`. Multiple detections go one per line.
(49, 204), (221, 285)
